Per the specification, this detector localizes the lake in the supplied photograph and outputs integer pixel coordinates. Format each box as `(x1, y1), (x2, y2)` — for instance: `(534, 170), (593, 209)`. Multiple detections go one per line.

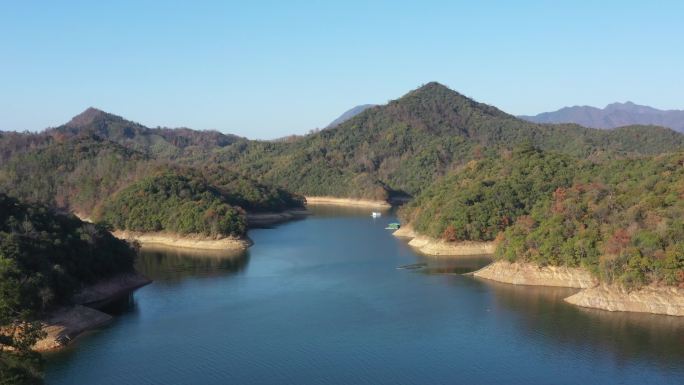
(45, 206), (684, 384)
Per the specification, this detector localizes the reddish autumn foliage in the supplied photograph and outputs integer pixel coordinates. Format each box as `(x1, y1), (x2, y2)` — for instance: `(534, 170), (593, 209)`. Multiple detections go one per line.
(552, 187), (566, 214)
(605, 228), (632, 255)
(515, 215), (536, 233)
(442, 225), (458, 242)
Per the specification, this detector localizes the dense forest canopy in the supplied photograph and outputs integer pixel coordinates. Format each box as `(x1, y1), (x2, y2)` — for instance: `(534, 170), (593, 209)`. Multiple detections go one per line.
(98, 173), (247, 237)
(3, 82), (684, 384)
(1, 81), (683, 291)
(0, 137), (150, 213)
(3, 83), (683, 207)
(0, 194), (137, 383)
(495, 153), (684, 289)
(399, 145), (684, 288)
(214, 82), (684, 200)
(400, 145), (576, 241)
(0, 114), (304, 223)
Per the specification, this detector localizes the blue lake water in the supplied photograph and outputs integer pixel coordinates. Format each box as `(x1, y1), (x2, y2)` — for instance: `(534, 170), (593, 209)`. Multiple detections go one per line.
(45, 206), (684, 384)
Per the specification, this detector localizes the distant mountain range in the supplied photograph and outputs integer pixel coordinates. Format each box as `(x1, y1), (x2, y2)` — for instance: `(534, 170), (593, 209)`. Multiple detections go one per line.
(326, 104), (376, 128)
(519, 102), (684, 132)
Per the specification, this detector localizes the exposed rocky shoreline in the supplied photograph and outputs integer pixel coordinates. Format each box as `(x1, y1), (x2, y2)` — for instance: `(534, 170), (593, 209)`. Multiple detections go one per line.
(304, 196), (392, 208)
(472, 260), (597, 288)
(35, 273), (151, 351)
(395, 224), (684, 317)
(112, 230), (253, 251)
(565, 284), (684, 317)
(393, 225), (496, 256)
(472, 260), (684, 316)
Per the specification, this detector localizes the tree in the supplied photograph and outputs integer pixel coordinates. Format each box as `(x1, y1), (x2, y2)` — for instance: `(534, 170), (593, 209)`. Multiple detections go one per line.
(0, 256), (45, 385)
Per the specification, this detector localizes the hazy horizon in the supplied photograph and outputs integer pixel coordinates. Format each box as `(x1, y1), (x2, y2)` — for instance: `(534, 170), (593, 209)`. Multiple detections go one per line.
(2, 1), (683, 139)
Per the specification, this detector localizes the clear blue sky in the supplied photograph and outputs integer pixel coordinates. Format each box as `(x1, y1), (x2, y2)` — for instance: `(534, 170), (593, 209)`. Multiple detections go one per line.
(2, 1), (683, 139)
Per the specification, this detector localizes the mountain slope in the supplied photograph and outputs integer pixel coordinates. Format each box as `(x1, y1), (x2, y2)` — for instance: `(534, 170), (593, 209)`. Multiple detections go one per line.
(51, 107), (243, 158)
(519, 102), (684, 132)
(217, 82), (684, 200)
(0, 112), (303, 218)
(3, 82), (683, 207)
(326, 104), (376, 128)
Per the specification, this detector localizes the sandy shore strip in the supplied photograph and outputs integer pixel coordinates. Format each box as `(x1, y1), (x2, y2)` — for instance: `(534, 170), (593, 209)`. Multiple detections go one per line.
(407, 236), (496, 256)
(565, 284), (684, 316)
(305, 196), (391, 208)
(34, 306), (113, 352)
(393, 225), (495, 256)
(247, 209), (310, 227)
(35, 272), (151, 351)
(112, 230), (252, 251)
(470, 260), (684, 316)
(471, 260), (597, 288)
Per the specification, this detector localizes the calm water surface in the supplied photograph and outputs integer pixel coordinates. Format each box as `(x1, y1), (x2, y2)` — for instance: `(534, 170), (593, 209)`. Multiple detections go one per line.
(45, 207), (684, 384)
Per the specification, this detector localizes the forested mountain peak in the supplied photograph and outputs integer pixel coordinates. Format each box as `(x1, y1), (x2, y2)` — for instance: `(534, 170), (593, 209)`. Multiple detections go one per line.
(325, 81), (516, 139)
(391, 81), (512, 121)
(48, 108), (242, 154)
(221, 82), (684, 201)
(66, 107), (124, 128)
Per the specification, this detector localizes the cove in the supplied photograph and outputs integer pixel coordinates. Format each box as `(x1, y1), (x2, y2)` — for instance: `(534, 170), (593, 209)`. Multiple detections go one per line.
(44, 206), (684, 385)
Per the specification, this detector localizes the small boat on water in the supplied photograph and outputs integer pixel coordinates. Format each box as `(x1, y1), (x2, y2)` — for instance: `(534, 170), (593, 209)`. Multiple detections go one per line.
(385, 222), (401, 230)
(371, 212), (382, 218)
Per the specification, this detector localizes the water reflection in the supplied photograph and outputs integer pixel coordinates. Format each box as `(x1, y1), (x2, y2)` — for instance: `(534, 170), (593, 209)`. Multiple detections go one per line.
(416, 254), (492, 275)
(45, 208), (684, 385)
(99, 292), (138, 316)
(481, 280), (684, 365)
(135, 246), (250, 282)
(307, 204), (392, 218)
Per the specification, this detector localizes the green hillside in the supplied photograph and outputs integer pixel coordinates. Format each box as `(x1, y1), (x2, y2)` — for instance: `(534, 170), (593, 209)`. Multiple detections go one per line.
(0, 132), (303, 219)
(97, 173), (247, 237)
(496, 153), (684, 288)
(400, 145), (576, 241)
(0, 194), (137, 383)
(216, 82), (684, 200)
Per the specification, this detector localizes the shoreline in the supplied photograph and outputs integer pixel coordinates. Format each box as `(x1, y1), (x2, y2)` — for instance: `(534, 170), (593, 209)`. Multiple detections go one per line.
(393, 225), (496, 256)
(305, 196), (392, 208)
(565, 284), (684, 317)
(470, 260), (684, 316)
(112, 230), (253, 251)
(397, 225), (684, 316)
(35, 273), (151, 352)
(471, 260), (597, 288)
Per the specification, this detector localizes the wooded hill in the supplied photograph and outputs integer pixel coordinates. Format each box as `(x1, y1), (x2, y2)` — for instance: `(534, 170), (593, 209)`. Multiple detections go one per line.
(398, 146), (684, 289)
(0, 194), (137, 383)
(0, 112), (304, 237)
(215, 82), (684, 200)
(1, 82), (683, 287)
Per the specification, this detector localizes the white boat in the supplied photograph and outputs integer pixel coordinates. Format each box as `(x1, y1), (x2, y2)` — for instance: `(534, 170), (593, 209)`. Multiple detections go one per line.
(371, 212), (382, 218)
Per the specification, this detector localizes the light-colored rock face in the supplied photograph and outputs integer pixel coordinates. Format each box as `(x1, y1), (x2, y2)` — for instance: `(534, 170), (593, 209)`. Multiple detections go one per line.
(392, 225), (417, 238)
(407, 236), (496, 256)
(565, 285), (684, 317)
(34, 273), (152, 351)
(34, 306), (112, 351)
(393, 226), (495, 256)
(304, 196), (391, 208)
(473, 261), (597, 288)
(394, 224), (684, 316)
(472, 261), (684, 316)
(112, 231), (252, 251)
